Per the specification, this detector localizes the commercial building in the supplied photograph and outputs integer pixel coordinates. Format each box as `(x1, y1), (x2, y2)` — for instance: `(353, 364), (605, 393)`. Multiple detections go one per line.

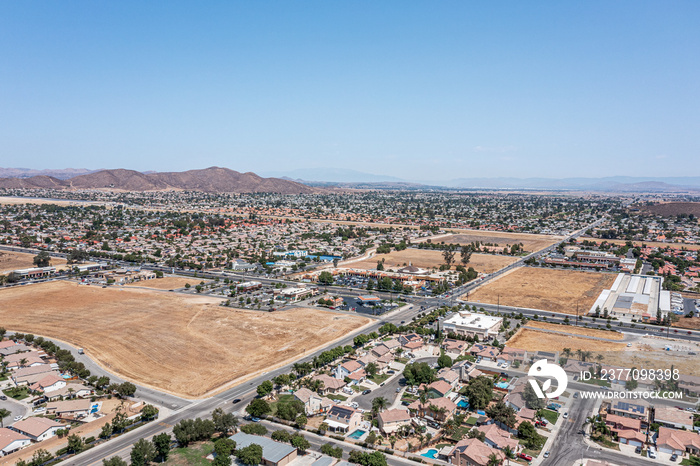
(228, 432), (297, 466)
(442, 311), (502, 340)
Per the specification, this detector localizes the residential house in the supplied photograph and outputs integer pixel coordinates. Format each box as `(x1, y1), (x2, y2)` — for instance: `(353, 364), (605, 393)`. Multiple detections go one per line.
(398, 333), (424, 349)
(442, 339), (468, 358)
(377, 409), (412, 435)
(4, 352), (45, 371)
(229, 432), (297, 466)
(678, 374), (700, 397)
(311, 374), (346, 395)
(608, 400), (649, 423)
(29, 373), (67, 393)
(335, 360), (363, 380)
(408, 397), (457, 422)
(425, 380), (453, 399)
(324, 405), (362, 433)
(0, 428), (31, 457)
(562, 360), (596, 378)
(605, 414), (644, 448)
(653, 406), (694, 430)
(46, 383), (94, 401)
(469, 345), (499, 362)
(503, 379), (528, 413)
(437, 368), (460, 388)
(46, 399), (92, 419)
(454, 361), (483, 383)
(370, 344), (392, 359)
(293, 388), (333, 416)
(448, 438), (505, 466)
(657, 427), (700, 456)
(476, 424), (519, 451)
(11, 417), (64, 441)
(12, 365), (57, 386)
(499, 347), (527, 365)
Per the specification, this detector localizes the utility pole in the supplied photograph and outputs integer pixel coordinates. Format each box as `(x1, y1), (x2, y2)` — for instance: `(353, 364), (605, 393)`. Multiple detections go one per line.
(576, 301), (579, 327)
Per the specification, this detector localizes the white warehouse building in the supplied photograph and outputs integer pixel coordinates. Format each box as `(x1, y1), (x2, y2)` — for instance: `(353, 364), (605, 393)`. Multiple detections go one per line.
(442, 311), (502, 340)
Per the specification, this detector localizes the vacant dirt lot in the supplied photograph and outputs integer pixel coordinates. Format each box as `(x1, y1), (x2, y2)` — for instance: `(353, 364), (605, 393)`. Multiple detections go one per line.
(0, 251), (68, 274)
(443, 230), (562, 252)
(508, 328), (626, 353)
(579, 237), (700, 251)
(350, 249), (517, 274)
(526, 321), (625, 341)
(0, 281), (370, 398)
(468, 267), (616, 314)
(125, 276), (202, 290)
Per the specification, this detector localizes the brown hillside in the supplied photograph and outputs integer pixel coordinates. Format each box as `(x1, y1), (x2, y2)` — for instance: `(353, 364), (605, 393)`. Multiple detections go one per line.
(0, 167), (315, 194)
(637, 202), (700, 217)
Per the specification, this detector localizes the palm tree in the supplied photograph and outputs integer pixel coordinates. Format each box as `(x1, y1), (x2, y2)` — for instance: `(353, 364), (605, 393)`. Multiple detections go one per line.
(67, 387), (75, 399)
(389, 435), (397, 449)
(0, 409), (10, 428)
(562, 348), (572, 359)
(575, 349), (583, 361)
(19, 358), (28, 369)
(372, 396), (388, 415)
(487, 453), (502, 466)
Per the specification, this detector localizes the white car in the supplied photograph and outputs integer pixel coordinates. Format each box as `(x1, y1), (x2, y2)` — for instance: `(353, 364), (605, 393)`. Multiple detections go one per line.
(13, 415), (22, 422)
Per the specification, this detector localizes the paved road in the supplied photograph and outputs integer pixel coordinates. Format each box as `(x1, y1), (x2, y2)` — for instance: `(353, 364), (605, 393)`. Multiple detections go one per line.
(0, 396), (30, 426)
(354, 357), (437, 411)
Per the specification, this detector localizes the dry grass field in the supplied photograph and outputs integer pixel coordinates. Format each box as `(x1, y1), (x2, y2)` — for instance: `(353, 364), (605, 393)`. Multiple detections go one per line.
(507, 328), (626, 353)
(0, 196), (103, 206)
(579, 237), (700, 251)
(595, 344), (700, 377)
(0, 251), (68, 274)
(525, 321), (625, 341)
(125, 276), (202, 290)
(350, 249), (517, 274)
(468, 267), (616, 314)
(444, 230), (562, 252)
(0, 281), (370, 398)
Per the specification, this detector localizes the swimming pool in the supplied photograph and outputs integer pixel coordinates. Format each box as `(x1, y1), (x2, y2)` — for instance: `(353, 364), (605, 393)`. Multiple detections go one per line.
(495, 382), (509, 389)
(457, 399), (469, 408)
(421, 449), (438, 459)
(348, 429), (366, 440)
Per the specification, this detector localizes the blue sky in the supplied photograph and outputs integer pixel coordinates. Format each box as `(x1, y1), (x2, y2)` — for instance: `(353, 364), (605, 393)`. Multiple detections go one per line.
(1, 1), (698, 181)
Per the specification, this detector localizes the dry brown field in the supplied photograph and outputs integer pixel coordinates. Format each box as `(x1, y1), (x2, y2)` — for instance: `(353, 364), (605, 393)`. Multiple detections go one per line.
(0, 196), (104, 206)
(0, 251), (68, 274)
(349, 250), (517, 274)
(579, 237), (700, 251)
(507, 328), (626, 353)
(468, 267), (616, 314)
(0, 281), (370, 398)
(442, 231), (562, 252)
(124, 276), (202, 290)
(596, 344), (700, 377)
(525, 321), (625, 341)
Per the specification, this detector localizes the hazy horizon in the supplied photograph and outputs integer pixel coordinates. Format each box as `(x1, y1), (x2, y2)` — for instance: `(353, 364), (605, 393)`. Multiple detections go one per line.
(2, 1), (699, 179)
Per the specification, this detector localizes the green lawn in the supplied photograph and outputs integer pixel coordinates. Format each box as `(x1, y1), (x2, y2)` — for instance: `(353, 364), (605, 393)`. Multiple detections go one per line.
(450, 426), (472, 441)
(351, 385), (371, 392)
(369, 373), (390, 384)
(329, 394), (347, 401)
(464, 417), (478, 426)
(165, 441), (215, 465)
(270, 394), (295, 415)
(538, 409), (559, 425)
(3, 387), (29, 400)
(581, 378), (611, 387)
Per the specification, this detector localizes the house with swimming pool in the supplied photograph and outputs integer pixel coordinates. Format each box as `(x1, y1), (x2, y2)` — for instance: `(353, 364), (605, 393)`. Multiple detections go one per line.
(325, 405), (362, 434)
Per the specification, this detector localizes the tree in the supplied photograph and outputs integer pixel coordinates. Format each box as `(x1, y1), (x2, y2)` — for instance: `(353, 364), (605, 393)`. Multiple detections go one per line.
(486, 401), (517, 428)
(0, 408), (10, 427)
(140, 404), (159, 421)
(26, 449), (53, 466)
(437, 352), (452, 369)
(246, 399), (271, 418)
(130, 438), (156, 466)
(318, 271), (334, 285)
(403, 362), (436, 386)
(321, 443), (344, 459)
(33, 251), (51, 267)
(464, 376), (493, 410)
(460, 246), (472, 266)
(522, 382), (546, 410)
(214, 438), (236, 465)
(67, 249), (89, 264)
(67, 434), (85, 454)
(272, 429), (291, 442)
(372, 396), (388, 414)
(348, 450), (387, 466)
(257, 380), (273, 397)
(291, 434), (311, 453)
(153, 433), (172, 462)
(102, 458), (128, 466)
(441, 248), (455, 269)
(296, 414), (308, 429)
(487, 453), (501, 466)
(236, 444), (263, 465)
(365, 362), (378, 377)
(115, 381), (137, 398)
(626, 368), (639, 391)
(212, 407), (238, 436)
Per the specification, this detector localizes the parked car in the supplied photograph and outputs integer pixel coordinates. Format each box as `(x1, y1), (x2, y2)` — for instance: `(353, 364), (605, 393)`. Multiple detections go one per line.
(543, 451), (550, 458)
(573, 392), (579, 398)
(362, 389), (371, 395)
(635, 446), (642, 454)
(13, 416), (22, 422)
(518, 453), (533, 461)
(250, 417), (261, 422)
(563, 412), (569, 419)
(671, 454), (678, 462)
(648, 449), (657, 459)
(0, 395), (6, 401)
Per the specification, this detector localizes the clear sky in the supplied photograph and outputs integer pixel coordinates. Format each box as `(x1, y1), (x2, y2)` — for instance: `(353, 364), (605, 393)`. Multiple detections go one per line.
(1, 1), (698, 181)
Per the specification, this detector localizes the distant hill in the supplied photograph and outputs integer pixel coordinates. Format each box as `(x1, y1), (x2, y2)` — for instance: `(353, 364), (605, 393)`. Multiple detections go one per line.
(636, 202), (700, 217)
(0, 167), (315, 194)
(0, 167), (98, 180)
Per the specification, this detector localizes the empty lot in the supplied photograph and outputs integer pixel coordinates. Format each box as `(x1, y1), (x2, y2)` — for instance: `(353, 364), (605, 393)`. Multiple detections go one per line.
(350, 249), (518, 274)
(0, 251), (67, 274)
(443, 230), (562, 252)
(468, 267), (616, 314)
(0, 281), (370, 398)
(125, 276), (203, 290)
(507, 328), (626, 353)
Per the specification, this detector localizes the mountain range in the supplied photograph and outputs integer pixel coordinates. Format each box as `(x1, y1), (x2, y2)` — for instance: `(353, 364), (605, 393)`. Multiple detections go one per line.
(0, 167), (315, 194)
